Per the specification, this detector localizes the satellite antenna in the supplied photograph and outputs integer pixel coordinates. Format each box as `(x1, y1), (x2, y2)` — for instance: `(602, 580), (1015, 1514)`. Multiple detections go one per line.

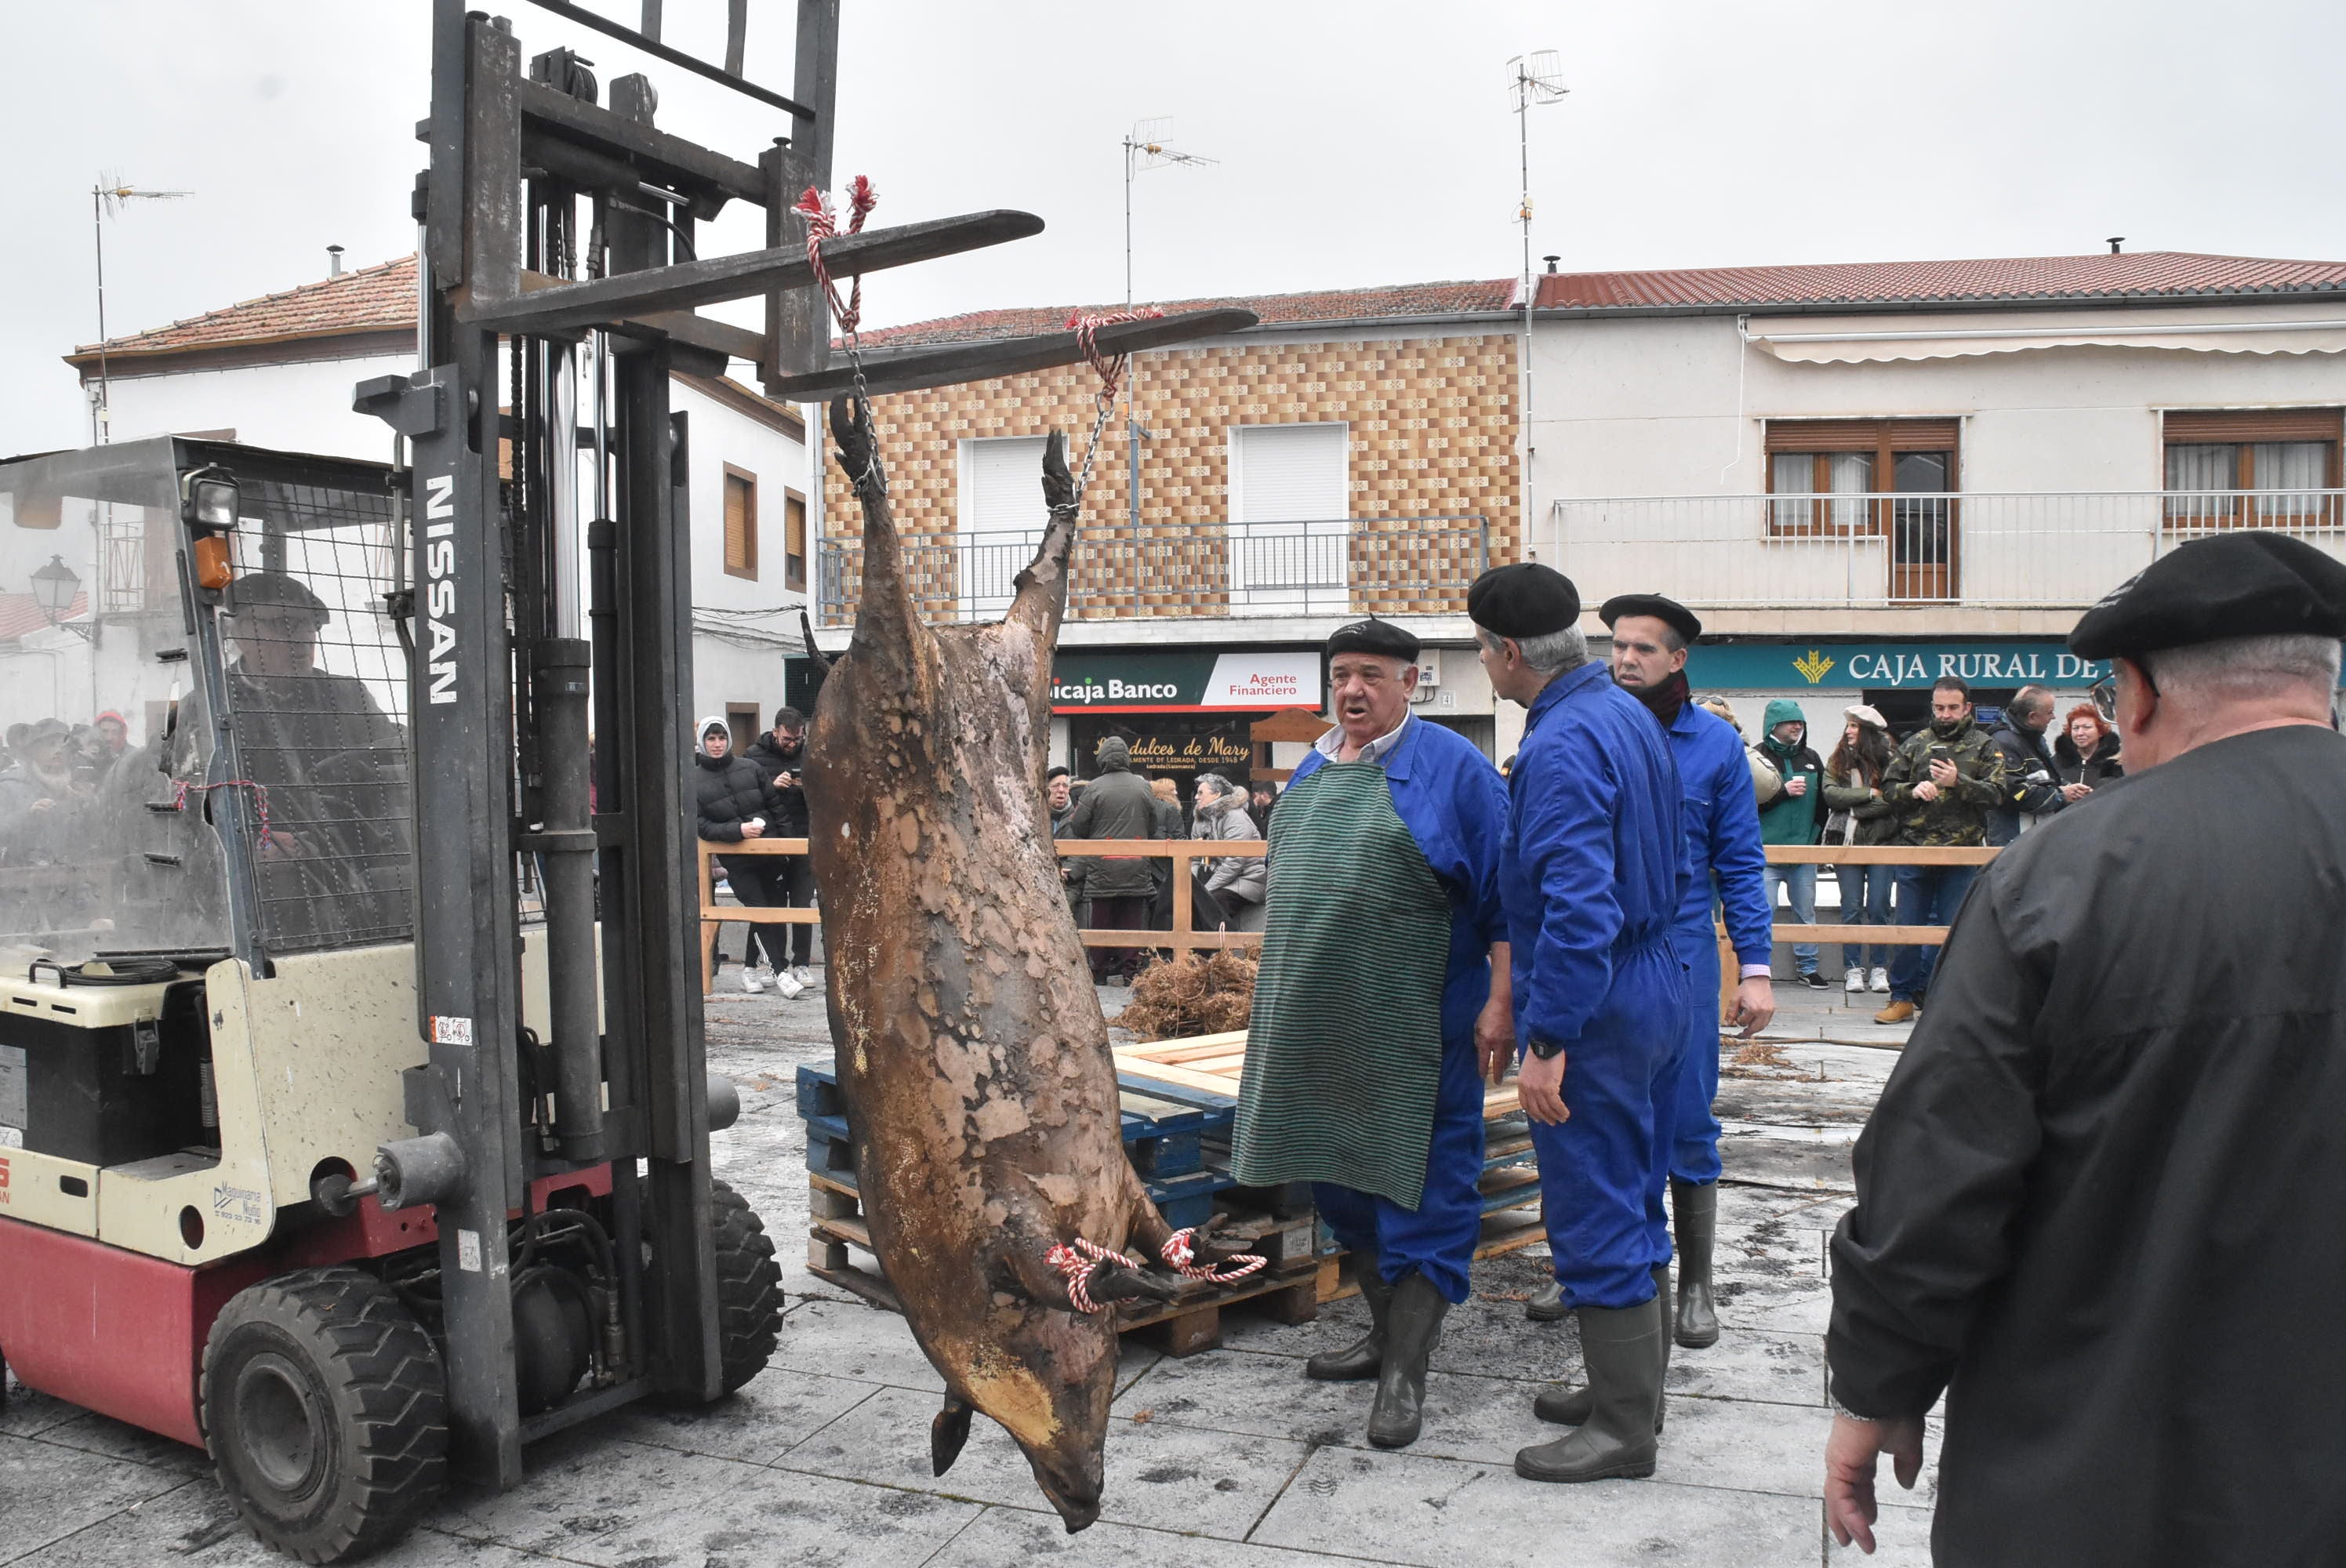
(90, 175), (193, 443)
(1122, 118), (1216, 309)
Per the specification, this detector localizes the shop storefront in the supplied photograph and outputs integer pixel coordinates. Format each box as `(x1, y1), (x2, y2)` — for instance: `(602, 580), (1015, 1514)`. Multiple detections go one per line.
(1050, 649), (1324, 799)
(1685, 640), (2112, 734)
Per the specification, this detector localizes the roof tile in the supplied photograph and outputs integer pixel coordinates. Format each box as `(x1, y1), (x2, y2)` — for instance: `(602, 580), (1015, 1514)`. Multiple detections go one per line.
(1533, 251), (2346, 310)
(71, 256), (417, 360)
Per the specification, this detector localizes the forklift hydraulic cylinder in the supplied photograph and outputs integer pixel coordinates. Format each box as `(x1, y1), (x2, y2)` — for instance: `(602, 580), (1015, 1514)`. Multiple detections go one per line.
(532, 637), (605, 1160)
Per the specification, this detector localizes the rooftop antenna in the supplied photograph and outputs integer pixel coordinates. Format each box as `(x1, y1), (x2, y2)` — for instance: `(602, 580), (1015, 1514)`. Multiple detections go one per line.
(1507, 53), (1565, 560)
(1122, 118), (1215, 310)
(91, 176), (192, 443)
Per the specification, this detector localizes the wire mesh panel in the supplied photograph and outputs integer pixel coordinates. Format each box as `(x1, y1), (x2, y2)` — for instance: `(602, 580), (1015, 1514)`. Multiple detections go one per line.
(216, 474), (411, 955)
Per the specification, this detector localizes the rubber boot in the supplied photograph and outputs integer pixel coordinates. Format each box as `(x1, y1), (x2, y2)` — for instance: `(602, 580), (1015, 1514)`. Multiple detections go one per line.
(1365, 1272), (1448, 1449)
(1533, 1265), (1671, 1433)
(1671, 1178), (1720, 1348)
(1514, 1297), (1664, 1483)
(1525, 1278), (1567, 1322)
(1305, 1256), (1393, 1382)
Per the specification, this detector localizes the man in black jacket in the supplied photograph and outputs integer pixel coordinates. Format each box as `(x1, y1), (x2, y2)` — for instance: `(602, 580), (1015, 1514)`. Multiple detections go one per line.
(1059, 735), (1165, 984)
(1982, 684), (2086, 845)
(743, 706), (816, 985)
(1823, 532), (2346, 1566)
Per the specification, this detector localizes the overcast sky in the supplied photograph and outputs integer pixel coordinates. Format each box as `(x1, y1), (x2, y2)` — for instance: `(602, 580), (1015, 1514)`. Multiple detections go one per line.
(5, 0), (2344, 452)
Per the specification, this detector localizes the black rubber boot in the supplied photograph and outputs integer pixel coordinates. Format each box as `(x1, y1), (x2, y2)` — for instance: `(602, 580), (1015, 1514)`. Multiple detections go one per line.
(1514, 1297), (1664, 1483)
(1365, 1272), (1447, 1448)
(1305, 1257), (1393, 1382)
(1524, 1279), (1567, 1322)
(1533, 1265), (1670, 1433)
(1671, 1178), (1720, 1348)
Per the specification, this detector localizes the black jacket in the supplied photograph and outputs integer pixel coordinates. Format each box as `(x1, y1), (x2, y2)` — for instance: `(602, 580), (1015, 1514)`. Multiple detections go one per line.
(1984, 721), (2065, 846)
(743, 730), (810, 835)
(1828, 725), (2346, 1566)
(1060, 766), (1164, 900)
(694, 750), (777, 843)
(2053, 728), (2124, 789)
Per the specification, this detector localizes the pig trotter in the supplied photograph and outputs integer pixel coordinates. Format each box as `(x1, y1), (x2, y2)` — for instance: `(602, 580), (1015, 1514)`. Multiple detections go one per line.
(932, 1395), (975, 1477)
(1040, 429), (1076, 514)
(1086, 1257), (1180, 1308)
(1160, 1214), (1269, 1283)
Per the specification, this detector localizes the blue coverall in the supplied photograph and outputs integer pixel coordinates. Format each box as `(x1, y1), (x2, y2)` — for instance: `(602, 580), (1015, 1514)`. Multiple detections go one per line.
(1295, 717), (1511, 1305)
(1653, 702), (1774, 1249)
(1503, 662), (1690, 1310)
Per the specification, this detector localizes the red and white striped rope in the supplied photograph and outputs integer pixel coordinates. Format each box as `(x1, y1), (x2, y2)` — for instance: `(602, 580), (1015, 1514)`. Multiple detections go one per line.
(1065, 307), (1164, 412)
(1160, 1227), (1266, 1285)
(794, 176), (879, 337)
(172, 777), (271, 844)
(1045, 1236), (1141, 1314)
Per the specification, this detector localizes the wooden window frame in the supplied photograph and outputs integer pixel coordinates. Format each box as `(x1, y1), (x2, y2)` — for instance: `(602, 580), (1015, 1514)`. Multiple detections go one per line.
(783, 487), (808, 593)
(2160, 408), (2343, 530)
(1762, 419), (1960, 539)
(723, 463), (758, 580)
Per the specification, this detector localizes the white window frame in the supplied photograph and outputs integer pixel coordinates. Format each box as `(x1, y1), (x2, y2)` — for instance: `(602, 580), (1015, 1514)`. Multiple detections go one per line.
(957, 435), (1050, 619)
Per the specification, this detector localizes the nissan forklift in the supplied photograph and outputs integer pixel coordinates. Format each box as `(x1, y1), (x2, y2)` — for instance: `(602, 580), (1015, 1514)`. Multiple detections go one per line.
(0, 2), (1245, 1559)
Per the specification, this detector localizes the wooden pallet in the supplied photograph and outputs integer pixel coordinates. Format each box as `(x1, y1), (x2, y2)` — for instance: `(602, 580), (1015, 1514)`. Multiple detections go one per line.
(805, 1171), (1320, 1355)
(1116, 1031), (1527, 1123)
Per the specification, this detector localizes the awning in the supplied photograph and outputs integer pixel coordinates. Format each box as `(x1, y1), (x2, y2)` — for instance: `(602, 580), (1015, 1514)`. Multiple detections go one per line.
(1752, 318), (2346, 364)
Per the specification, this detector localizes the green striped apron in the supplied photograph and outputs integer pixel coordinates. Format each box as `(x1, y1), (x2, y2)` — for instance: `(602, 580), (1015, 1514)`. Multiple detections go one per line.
(1231, 760), (1451, 1210)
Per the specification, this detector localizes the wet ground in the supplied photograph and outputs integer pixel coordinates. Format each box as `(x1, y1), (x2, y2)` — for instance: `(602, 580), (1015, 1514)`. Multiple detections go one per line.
(0, 975), (1935, 1568)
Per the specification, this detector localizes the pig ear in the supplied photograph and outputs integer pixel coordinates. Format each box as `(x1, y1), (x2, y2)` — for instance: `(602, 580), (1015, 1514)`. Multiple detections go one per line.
(1040, 430), (1076, 514)
(931, 1395), (974, 1476)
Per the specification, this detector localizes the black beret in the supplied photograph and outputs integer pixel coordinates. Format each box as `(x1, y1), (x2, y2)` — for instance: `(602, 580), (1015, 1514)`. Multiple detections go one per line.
(2068, 531), (2346, 661)
(1326, 617), (1420, 662)
(1599, 592), (1703, 645)
(1468, 562), (1580, 639)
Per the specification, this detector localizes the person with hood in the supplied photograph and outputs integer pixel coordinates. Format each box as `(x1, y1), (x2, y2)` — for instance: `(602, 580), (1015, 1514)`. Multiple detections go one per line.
(1984, 684), (2077, 846)
(2054, 702), (2124, 789)
(1871, 677), (2006, 1025)
(693, 716), (794, 994)
(1189, 771), (1266, 931)
(1823, 532), (2346, 1566)
(1059, 735), (1163, 984)
(1755, 699), (1829, 989)
(1823, 705), (1899, 993)
(743, 706), (817, 988)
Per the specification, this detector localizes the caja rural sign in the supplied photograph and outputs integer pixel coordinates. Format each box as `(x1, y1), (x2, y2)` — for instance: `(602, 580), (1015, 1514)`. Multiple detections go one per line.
(1050, 651), (1321, 713)
(1685, 642), (2112, 691)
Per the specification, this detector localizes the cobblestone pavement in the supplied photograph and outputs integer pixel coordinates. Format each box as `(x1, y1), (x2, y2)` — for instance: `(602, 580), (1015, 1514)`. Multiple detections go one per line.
(0, 978), (1933, 1568)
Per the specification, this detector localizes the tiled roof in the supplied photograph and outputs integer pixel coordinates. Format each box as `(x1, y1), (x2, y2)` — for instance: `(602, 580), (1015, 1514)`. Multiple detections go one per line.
(0, 592), (89, 644)
(1533, 251), (2346, 311)
(847, 279), (1516, 350)
(69, 256), (418, 361)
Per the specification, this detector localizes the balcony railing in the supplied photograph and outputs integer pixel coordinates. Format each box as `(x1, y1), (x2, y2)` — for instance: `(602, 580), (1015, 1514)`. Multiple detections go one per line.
(1551, 489), (2346, 609)
(815, 515), (1490, 626)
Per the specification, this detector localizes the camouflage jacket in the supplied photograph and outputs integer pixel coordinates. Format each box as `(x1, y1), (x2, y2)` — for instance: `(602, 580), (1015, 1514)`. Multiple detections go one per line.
(1880, 717), (2006, 847)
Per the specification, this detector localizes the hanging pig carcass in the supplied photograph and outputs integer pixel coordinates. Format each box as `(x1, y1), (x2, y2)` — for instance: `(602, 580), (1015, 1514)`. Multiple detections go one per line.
(801, 401), (1253, 1531)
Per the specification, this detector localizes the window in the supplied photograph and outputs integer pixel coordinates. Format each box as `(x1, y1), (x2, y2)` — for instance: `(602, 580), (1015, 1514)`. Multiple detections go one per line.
(783, 489), (808, 593)
(1229, 422), (1350, 608)
(2162, 408), (2341, 528)
(958, 436), (1051, 615)
(723, 466), (757, 579)
(1763, 420), (1959, 537)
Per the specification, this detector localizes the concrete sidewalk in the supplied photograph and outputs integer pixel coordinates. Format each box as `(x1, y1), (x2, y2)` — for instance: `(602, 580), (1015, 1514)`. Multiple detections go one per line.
(0, 982), (1931, 1568)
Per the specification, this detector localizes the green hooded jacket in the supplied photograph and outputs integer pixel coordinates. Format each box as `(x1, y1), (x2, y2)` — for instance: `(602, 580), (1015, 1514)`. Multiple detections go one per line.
(1756, 698), (1827, 846)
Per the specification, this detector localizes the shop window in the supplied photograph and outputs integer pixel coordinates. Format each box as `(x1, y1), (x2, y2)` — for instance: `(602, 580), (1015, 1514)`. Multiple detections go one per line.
(2162, 408), (2341, 529)
(723, 465), (757, 579)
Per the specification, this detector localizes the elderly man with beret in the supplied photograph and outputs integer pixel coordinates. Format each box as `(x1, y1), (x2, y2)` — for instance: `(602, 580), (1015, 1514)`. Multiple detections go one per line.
(1824, 532), (2346, 1564)
(1233, 617), (1511, 1451)
(1471, 564), (1689, 1483)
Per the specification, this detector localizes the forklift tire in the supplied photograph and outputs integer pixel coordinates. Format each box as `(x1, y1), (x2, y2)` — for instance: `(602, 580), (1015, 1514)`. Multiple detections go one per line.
(710, 1179), (783, 1396)
(201, 1268), (448, 1565)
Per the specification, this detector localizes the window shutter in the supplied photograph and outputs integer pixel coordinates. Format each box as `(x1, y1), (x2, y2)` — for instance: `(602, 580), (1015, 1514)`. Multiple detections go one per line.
(1233, 423), (1349, 524)
(723, 470), (756, 578)
(1765, 419), (1959, 453)
(2163, 408), (2343, 444)
(784, 492), (808, 590)
(964, 437), (1051, 536)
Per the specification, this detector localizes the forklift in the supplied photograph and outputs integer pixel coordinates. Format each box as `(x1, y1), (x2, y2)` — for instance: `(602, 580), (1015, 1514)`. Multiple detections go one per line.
(0, 3), (1244, 1559)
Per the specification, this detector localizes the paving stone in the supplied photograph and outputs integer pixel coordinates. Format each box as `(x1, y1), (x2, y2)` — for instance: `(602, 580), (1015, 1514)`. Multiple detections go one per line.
(1112, 1348), (1538, 1462)
(768, 1299), (948, 1392)
(604, 1367), (881, 1467)
(0, 1377), (80, 1439)
(27, 1410), (212, 1478)
(928, 1504), (1359, 1567)
(1826, 1501), (1937, 1566)
(1665, 1329), (1826, 1409)
(1250, 1445), (1819, 1568)
(6, 1479), (537, 1568)
(781, 1384), (1308, 1541)
(0, 1436), (195, 1565)
(430, 1436), (751, 1559)
(554, 1463), (980, 1568)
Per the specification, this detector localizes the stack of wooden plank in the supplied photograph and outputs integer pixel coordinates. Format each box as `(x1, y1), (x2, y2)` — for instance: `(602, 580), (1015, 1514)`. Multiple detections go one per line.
(794, 1058), (1320, 1353)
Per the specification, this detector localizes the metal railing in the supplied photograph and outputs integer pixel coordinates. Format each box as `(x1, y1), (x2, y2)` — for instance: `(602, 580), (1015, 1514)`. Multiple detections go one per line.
(815, 515), (1490, 626)
(1552, 489), (2346, 609)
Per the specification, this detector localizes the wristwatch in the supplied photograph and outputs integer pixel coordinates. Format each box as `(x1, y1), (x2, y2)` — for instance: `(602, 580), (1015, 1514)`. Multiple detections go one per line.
(1526, 1036), (1565, 1061)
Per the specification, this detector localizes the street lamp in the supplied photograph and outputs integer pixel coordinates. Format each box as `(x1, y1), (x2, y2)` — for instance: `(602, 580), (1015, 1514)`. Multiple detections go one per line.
(31, 554), (92, 641)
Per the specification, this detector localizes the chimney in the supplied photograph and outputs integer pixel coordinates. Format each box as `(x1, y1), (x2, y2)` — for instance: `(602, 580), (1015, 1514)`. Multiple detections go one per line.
(327, 244), (345, 278)
(1543, 254), (1560, 274)
(2106, 237), (2125, 255)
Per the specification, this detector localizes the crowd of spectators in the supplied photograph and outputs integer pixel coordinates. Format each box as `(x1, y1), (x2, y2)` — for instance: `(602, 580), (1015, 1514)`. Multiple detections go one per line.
(695, 706), (816, 996)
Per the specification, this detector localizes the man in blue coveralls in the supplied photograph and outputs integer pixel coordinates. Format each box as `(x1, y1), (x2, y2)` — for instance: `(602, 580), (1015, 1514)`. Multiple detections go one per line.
(1232, 617), (1512, 1450)
(1471, 563), (1690, 1483)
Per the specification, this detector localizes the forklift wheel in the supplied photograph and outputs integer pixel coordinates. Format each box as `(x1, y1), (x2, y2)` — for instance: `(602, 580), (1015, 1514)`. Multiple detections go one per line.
(710, 1179), (783, 1396)
(201, 1268), (448, 1564)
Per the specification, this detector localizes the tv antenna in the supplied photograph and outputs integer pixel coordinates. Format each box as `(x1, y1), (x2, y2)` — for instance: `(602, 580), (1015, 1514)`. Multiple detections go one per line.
(1122, 118), (1215, 308)
(90, 176), (193, 443)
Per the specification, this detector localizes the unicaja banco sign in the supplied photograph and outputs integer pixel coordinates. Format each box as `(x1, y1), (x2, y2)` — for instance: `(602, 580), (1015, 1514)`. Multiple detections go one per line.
(1049, 651), (1322, 713)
